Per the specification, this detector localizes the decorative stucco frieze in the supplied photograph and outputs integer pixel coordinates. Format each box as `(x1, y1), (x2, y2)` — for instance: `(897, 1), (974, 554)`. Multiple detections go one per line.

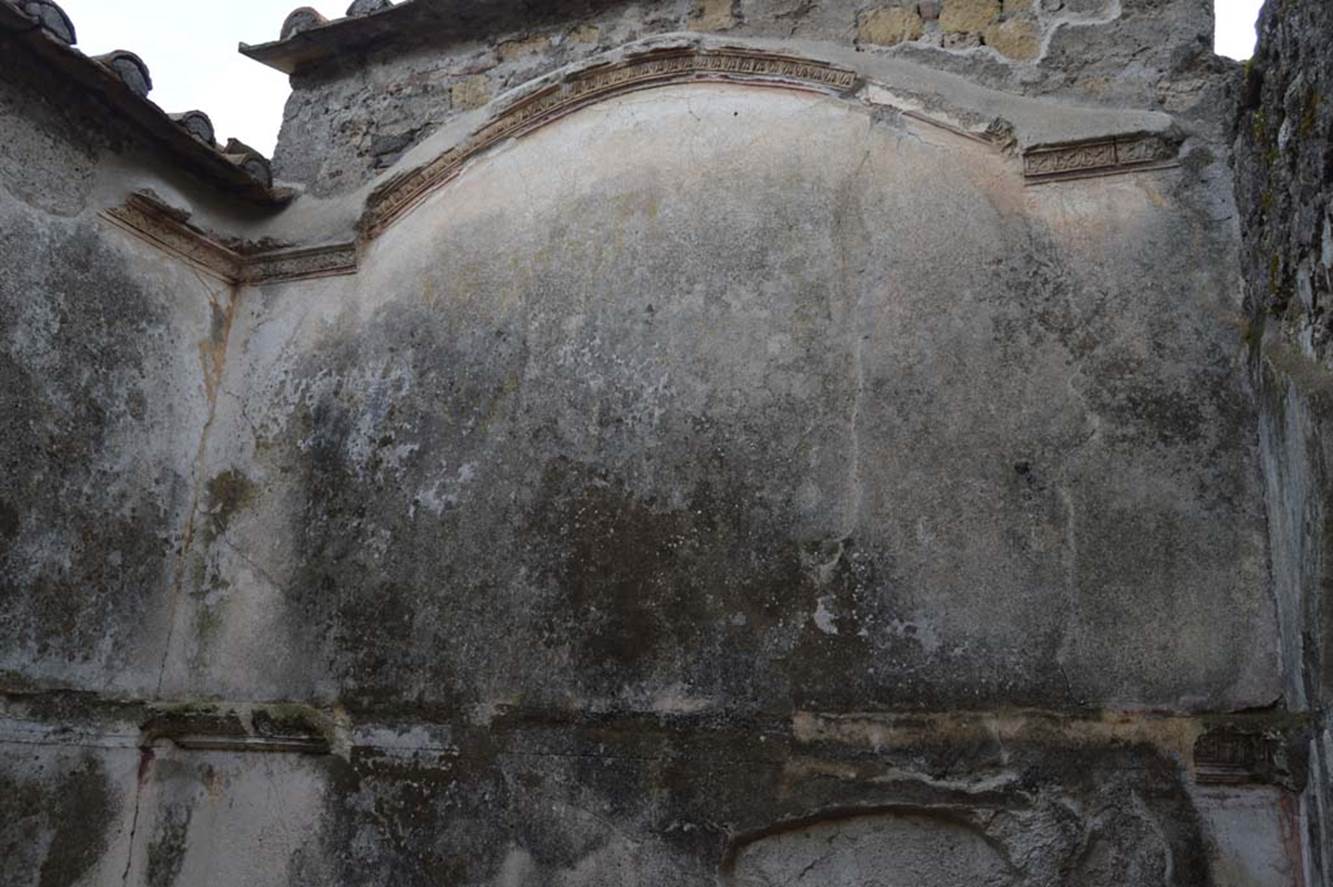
(1193, 725), (1307, 789)
(361, 42), (1179, 237)
(102, 192), (357, 285)
(103, 194), (245, 280)
(1023, 135), (1178, 182)
(243, 243), (360, 284)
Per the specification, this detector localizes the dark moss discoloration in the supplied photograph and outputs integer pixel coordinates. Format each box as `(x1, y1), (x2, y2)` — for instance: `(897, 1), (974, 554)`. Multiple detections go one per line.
(0, 500), (19, 541)
(290, 715), (1215, 886)
(0, 217), (192, 676)
(307, 737), (510, 886)
(146, 803), (192, 887)
(527, 456), (883, 703)
(0, 753), (117, 887)
(36, 758), (116, 887)
(203, 469), (257, 542)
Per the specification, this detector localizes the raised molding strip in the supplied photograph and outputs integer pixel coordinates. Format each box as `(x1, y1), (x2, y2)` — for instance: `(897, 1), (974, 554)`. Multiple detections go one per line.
(139, 704), (334, 755)
(361, 42), (1179, 236)
(246, 243), (361, 284)
(1022, 134), (1178, 183)
(103, 193), (243, 281)
(361, 46), (860, 239)
(164, 733), (331, 754)
(1193, 728), (1289, 787)
(102, 192), (357, 285)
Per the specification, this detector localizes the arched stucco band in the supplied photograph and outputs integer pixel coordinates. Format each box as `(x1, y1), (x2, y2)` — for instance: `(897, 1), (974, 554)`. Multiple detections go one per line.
(360, 44), (867, 238)
(359, 39), (1181, 240)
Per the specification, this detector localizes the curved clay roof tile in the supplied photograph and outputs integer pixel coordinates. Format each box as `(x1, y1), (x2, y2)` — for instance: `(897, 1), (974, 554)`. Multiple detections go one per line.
(223, 138), (274, 189)
(170, 110), (216, 147)
(346, 0), (393, 16)
(280, 6), (327, 40)
(94, 50), (152, 98)
(238, 156), (273, 188)
(21, 0), (74, 44)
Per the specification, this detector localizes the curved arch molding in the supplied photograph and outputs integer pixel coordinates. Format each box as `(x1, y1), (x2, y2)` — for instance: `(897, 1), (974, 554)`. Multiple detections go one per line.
(359, 43), (1180, 241)
(361, 46), (861, 239)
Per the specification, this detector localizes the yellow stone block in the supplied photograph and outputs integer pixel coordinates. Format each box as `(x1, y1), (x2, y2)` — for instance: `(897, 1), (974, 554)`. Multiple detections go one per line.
(498, 34), (550, 62)
(939, 0), (1000, 33)
(689, 0), (737, 31)
(568, 24), (601, 44)
(857, 6), (925, 45)
(451, 75), (491, 111)
(984, 17), (1041, 61)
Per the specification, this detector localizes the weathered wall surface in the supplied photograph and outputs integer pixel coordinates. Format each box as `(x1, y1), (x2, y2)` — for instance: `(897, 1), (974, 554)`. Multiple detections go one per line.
(0, 39), (245, 885)
(0, 45), (227, 698)
(1237, 0), (1333, 884)
(198, 84), (1273, 713)
(272, 0), (1231, 196)
(1, 0), (1323, 883)
(157, 78), (1290, 884)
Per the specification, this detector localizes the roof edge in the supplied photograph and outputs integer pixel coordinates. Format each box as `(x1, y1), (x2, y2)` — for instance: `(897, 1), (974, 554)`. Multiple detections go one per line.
(240, 1), (430, 75)
(240, 1), (635, 77)
(1, 0), (292, 207)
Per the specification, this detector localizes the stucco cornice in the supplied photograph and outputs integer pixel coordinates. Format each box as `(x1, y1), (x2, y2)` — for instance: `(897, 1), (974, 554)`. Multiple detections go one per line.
(102, 192), (358, 286)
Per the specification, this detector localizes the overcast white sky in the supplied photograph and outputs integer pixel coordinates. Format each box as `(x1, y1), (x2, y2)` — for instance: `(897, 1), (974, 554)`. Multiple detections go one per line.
(57, 0), (1267, 157)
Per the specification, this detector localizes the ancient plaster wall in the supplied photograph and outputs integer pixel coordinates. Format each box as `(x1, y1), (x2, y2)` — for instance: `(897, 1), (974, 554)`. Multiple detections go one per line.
(149, 78), (1292, 884)
(0, 41), (250, 887)
(0, 0), (1322, 883)
(202, 83), (1273, 712)
(0, 45), (237, 698)
(1237, 1), (1333, 884)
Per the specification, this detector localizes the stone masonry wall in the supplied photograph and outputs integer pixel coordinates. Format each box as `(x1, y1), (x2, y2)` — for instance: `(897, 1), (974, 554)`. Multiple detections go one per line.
(1237, 0), (1333, 884)
(273, 0), (1228, 196)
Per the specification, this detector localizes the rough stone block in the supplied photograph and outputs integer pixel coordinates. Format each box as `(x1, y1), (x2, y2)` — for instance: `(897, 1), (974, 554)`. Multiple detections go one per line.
(985, 16), (1040, 60)
(498, 34), (550, 62)
(939, 0), (1000, 33)
(858, 6), (926, 46)
(451, 74), (491, 110)
(942, 30), (982, 48)
(567, 23), (601, 44)
(1063, 0), (1111, 14)
(689, 0), (737, 31)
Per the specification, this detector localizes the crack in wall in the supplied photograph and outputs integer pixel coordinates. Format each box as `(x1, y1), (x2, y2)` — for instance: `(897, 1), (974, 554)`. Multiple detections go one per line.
(153, 278), (241, 699)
